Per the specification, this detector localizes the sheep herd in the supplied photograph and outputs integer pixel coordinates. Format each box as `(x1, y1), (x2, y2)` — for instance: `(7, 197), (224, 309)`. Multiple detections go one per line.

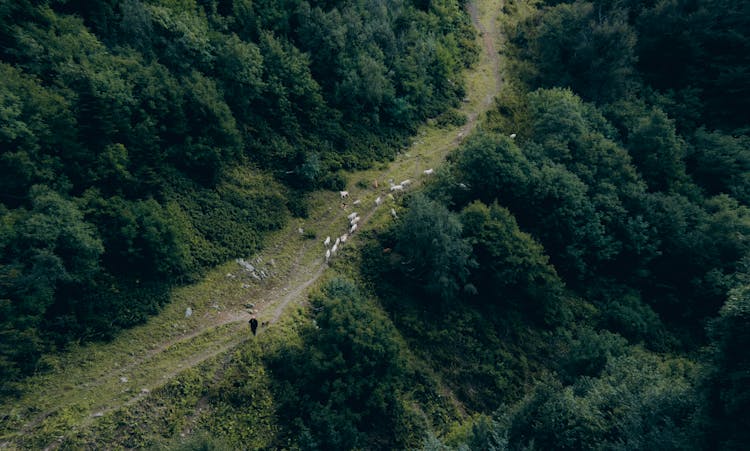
(320, 133), (516, 263)
(323, 168), (434, 263)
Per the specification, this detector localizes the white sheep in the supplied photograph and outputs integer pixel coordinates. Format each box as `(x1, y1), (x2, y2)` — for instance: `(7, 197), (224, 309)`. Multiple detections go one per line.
(375, 196), (382, 206)
(347, 212), (358, 220)
(401, 179), (411, 187)
(352, 199), (361, 205)
(335, 237), (341, 247)
(390, 184), (404, 192)
(340, 234), (348, 243)
(325, 249), (331, 261)
(340, 190), (349, 199)
(391, 208), (398, 218)
(185, 307), (193, 318)
(423, 168), (434, 175)
(332, 243), (338, 255)
(350, 223), (358, 234)
(351, 216), (360, 225)
(509, 133), (517, 139)
(324, 236), (331, 247)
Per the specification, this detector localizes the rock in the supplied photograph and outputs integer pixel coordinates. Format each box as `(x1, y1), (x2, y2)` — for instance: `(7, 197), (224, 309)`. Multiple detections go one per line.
(119, 376), (128, 383)
(236, 258), (255, 272)
(141, 388), (150, 394)
(185, 307), (192, 318)
(92, 412), (104, 418)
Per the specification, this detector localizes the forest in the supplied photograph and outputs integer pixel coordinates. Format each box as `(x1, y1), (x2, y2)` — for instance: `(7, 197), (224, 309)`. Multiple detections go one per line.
(2, 0), (750, 449)
(0, 0), (476, 390)
(173, 0), (749, 448)
(354, 0), (750, 448)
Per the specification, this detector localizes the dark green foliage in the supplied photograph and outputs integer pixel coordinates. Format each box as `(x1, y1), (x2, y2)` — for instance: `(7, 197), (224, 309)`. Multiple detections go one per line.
(0, 0), (475, 384)
(266, 278), (414, 450)
(81, 194), (187, 279)
(440, 414), (509, 451)
(450, 131), (535, 208)
(594, 285), (672, 349)
(627, 108), (688, 192)
(0, 63), (75, 204)
(396, 0), (750, 446)
(347, 0), (750, 447)
(512, 1), (637, 102)
(510, 0), (750, 132)
(445, 84), (750, 343)
(505, 351), (698, 450)
(701, 284), (750, 450)
(637, 193), (750, 337)
(0, 187), (103, 392)
(361, 0), (750, 439)
(551, 326), (628, 384)
(636, 0), (750, 131)
(451, 122), (620, 283)
(392, 194), (474, 302)
(460, 201), (563, 319)
(687, 129), (750, 204)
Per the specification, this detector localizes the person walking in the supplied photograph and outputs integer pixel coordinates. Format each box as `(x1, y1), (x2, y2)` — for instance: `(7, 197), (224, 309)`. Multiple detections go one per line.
(249, 315), (259, 336)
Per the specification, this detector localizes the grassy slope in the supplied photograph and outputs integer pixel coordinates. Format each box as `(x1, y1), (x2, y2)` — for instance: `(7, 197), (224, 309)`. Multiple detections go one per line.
(0, 0), (504, 448)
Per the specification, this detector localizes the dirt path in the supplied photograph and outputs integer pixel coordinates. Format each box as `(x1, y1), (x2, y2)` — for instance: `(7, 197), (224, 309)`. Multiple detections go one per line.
(0, 0), (504, 447)
(468, 0), (502, 102)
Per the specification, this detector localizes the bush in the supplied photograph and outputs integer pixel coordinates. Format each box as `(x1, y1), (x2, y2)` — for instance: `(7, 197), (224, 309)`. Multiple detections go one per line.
(266, 278), (413, 449)
(436, 109), (467, 128)
(319, 172), (347, 191)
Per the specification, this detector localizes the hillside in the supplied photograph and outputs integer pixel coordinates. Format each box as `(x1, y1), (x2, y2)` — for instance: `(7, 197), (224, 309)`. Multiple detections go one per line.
(3, 0), (750, 449)
(0, 0), (477, 389)
(1, 0), (502, 448)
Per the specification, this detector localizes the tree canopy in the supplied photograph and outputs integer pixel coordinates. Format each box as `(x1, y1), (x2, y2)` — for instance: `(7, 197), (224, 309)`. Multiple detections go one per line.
(0, 0), (477, 390)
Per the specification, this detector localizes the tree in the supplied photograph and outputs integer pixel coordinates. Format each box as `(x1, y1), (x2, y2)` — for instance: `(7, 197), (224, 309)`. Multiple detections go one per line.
(453, 131), (536, 209)
(687, 129), (750, 204)
(460, 201), (563, 318)
(507, 351), (698, 450)
(0, 186), (103, 387)
(267, 278), (411, 450)
(702, 284), (750, 450)
(627, 108), (687, 192)
(520, 1), (637, 102)
(81, 194), (189, 279)
(393, 194), (474, 302)
(0, 63), (75, 204)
